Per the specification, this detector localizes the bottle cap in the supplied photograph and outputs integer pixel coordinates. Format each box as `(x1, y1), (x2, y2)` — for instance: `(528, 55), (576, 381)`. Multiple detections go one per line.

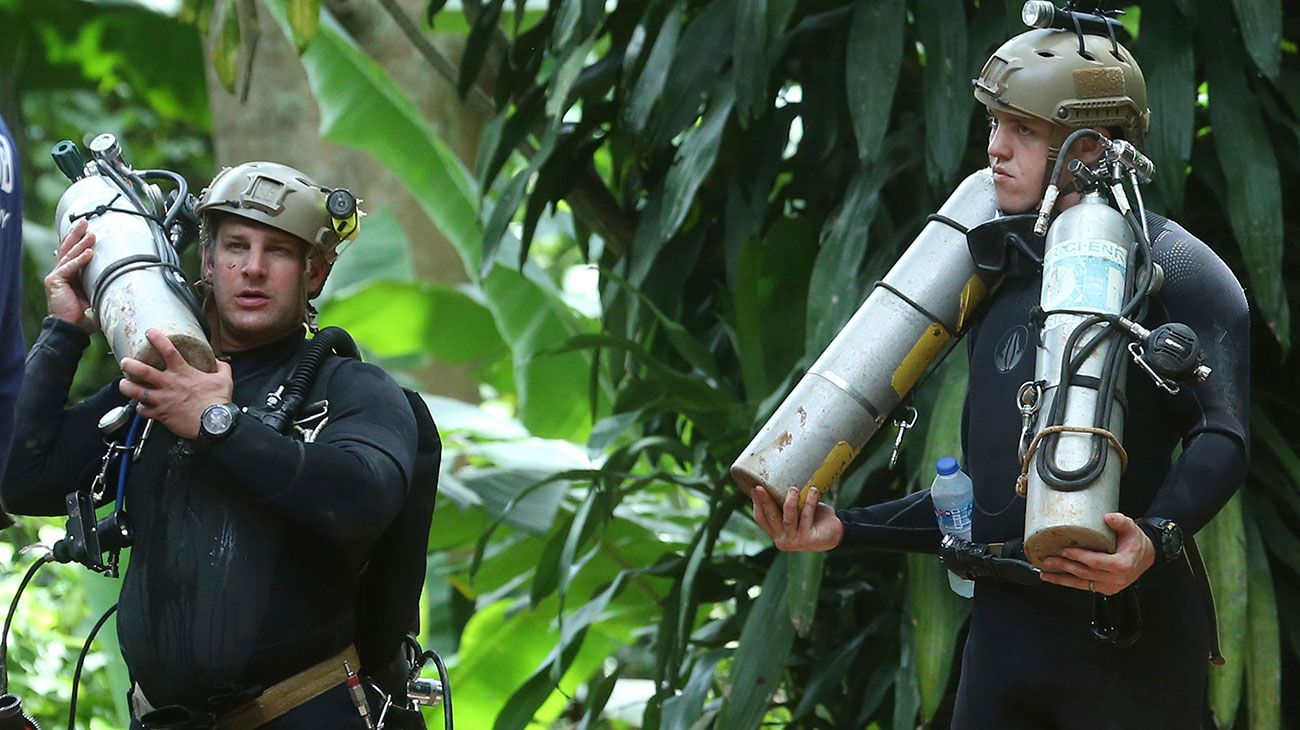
(936, 457), (960, 476)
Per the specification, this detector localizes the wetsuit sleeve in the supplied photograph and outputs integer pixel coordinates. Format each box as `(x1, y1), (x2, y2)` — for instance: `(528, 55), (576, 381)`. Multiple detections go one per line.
(0, 118), (22, 485)
(835, 489), (942, 553)
(203, 358), (417, 547)
(1, 317), (129, 515)
(1141, 221), (1250, 541)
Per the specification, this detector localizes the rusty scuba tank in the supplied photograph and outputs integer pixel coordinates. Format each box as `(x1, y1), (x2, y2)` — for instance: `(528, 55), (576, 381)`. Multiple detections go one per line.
(52, 134), (215, 374)
(731, 169), (1000, 504)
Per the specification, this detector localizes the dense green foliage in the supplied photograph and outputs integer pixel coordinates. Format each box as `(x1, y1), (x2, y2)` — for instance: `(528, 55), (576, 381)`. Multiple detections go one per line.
(1, 0), (1298, 729)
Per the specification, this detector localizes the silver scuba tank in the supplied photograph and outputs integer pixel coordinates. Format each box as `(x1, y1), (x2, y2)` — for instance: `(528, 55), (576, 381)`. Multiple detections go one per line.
(53, 135), (215, 374)
(731, 169), (1000, 503)
(1022, 190), (1133, 567)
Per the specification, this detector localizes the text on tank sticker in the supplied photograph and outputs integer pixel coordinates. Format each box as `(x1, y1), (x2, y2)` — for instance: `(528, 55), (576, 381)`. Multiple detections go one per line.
(1041, 238), (1127, 315)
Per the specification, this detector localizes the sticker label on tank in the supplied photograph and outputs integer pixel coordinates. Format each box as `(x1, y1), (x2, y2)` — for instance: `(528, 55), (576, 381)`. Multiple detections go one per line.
(1041, 238), (1127, 315)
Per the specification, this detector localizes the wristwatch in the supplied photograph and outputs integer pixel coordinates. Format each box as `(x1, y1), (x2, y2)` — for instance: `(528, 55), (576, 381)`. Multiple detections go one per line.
(1137, 517), (1184, 563)
(199, 402), (240, 444)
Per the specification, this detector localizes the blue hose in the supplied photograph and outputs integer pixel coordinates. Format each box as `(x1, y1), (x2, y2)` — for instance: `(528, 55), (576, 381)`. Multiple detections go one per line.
(115, 413), (144, 512)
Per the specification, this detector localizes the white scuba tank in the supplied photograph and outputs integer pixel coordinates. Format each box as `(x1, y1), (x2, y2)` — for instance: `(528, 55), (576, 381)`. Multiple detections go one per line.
(53, 136), (214, 374)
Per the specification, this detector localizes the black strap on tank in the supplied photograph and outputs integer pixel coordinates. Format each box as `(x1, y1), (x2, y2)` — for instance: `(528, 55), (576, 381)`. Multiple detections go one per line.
(88, 254), (188, 319)
(873, 281), (956, 339)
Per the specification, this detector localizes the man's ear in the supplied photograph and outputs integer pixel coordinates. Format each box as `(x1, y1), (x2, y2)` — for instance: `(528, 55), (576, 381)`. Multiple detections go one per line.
(202, 247), (213, 283)
(1075, 128), (1113, 165)
(306, 255), (331, 299)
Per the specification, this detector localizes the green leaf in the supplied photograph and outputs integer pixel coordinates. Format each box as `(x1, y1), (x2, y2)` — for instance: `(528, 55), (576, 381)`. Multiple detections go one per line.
(460, 0), (505, 98)
(1204, 494), (1247, 729)
(576, 662), (623, 730)
(1201, 4), (1289, 351)
(846, 0), (904, 162)
(630, 82), (736, 286)
(790, 627), (869, 720)
(716, 553), (796, 730)
(1228, 0), (1282, 79)
(732, 0), (767, 126)
(211, 0), (240, 93)
(601, 268), (721, 379)
(319, 280), (506, 365)
(785, 550), (825, 638)
(1244, 514), (1281, 730)
(804, 163), (885, 356)
(494, 574), (628, 729)
(285, 0), (320, 53)
(529, 512), (574, 606)
(893, 607), (921, 730)
(546, 37), (593, 119)
(914, 0), (970, 189)
(909, 351), (970, 722)
(624, 3), (683, 135)
(551, 0), (582, 50)
(649, 0), (737, 146)
(316, 207), (413, 303)
(660, 651), (725, 729)
(1138, 0), (1195, 211)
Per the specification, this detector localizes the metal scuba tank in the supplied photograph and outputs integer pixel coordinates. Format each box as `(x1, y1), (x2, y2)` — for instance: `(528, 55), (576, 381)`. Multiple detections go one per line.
(53, 134), (215, 374)
(1022, 190), (1134, 567)
(731, 168), (1001, 503)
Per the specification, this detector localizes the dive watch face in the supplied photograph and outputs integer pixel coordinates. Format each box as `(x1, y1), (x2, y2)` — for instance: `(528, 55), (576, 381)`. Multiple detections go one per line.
(201, 403), (238, 437)
(1164, 521), (1184, 561)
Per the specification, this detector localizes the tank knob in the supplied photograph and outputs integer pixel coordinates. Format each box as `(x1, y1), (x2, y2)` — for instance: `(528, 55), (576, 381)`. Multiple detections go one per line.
(51, 140), (86, 182)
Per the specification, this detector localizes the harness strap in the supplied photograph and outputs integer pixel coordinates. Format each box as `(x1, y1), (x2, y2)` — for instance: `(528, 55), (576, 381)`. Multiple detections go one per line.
(218, 645), (362, 730)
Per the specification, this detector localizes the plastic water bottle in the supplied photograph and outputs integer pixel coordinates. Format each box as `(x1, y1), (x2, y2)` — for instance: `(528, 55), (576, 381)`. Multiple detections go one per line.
(932, 456), (975, 598)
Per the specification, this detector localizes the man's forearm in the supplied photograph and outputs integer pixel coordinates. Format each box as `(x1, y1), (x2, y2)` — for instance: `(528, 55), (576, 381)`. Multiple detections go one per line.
(203, 415), (410, 547)
(1, 317), (118, 515)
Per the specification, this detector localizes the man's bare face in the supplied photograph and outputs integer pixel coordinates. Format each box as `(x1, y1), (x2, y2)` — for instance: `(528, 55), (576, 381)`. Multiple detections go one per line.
(205, 216), (325, 352)
(986, 109), (1054, 214)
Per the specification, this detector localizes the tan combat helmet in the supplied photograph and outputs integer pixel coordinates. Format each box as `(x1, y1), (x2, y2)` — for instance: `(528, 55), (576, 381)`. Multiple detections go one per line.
(973, 28), (1150, 157)
(195, 161), (361, 265)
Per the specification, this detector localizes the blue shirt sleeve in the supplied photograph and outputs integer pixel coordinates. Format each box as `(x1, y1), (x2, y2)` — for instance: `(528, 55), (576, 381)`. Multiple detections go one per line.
(0, 115), (25, 485)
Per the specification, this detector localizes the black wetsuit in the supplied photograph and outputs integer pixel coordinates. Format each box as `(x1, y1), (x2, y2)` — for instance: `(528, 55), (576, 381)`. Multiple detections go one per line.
(1, 319), (418, 728)
(834, 212), (1250, 729)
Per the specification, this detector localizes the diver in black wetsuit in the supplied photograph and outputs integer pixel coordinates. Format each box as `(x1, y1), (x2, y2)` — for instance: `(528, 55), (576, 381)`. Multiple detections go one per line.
(751, 25), (1249, 730)
(1, 162), (417, 728)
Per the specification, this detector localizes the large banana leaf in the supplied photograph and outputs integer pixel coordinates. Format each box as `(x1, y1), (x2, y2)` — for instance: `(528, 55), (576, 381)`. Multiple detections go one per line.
(263, 0), (594, 439)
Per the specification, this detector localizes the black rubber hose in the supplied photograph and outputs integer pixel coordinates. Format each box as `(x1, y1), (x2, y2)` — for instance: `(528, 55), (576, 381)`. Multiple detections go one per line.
(1, 555), (53, 696)
(263, 327), (359, 433)
(66, 604), (117, 730)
